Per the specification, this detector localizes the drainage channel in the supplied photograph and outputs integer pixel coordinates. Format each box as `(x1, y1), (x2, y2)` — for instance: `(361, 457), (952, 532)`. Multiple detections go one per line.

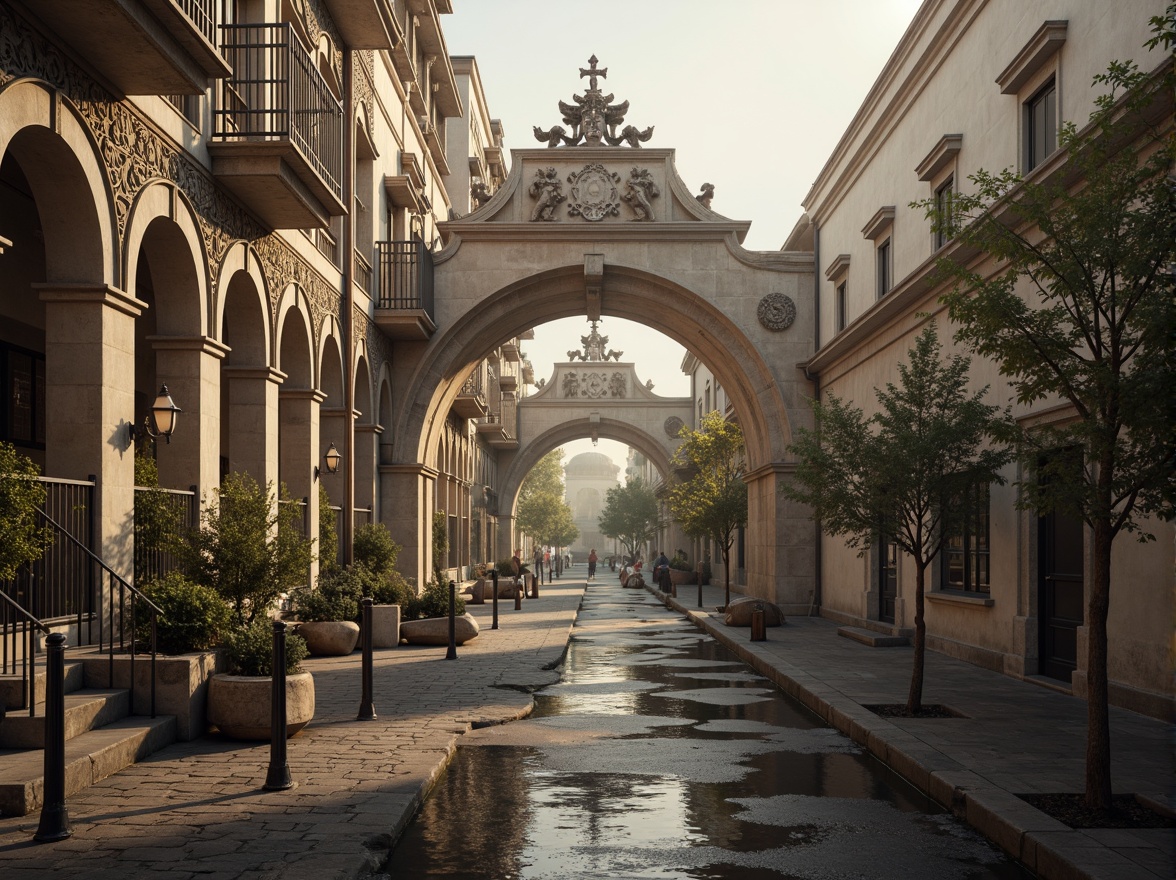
(382, 579), (1032, 879)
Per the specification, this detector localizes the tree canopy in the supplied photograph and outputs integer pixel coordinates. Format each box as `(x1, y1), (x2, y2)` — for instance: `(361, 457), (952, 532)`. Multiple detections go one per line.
(515, 449), (579, 550)
(667, 412), (748, 608)
(785, 325), (1012, 712)
(598, 476), (661, 562)
(914, 12), (1174, 810)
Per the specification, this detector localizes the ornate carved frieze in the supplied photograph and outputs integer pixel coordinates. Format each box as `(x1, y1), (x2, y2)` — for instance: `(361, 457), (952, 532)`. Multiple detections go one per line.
(622, 167), (659, 221)
(567, 164), (620, 222)
(757, 293), (797, 331)
(354, 304), (393, 380)
(0, 5), (342, 346)
(558, 369), (628, 399)
(528, 167), (565, 221)
(533, 56), (653, 148)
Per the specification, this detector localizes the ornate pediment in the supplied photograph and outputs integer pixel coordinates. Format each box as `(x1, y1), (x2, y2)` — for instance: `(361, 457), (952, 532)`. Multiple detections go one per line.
(533, 56), (654, 149)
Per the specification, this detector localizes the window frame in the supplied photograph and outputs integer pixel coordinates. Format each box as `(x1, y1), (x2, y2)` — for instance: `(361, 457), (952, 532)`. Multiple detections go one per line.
(934, 176), (955, 250)
(1024, 77), (1057, 173)
(939, 482), (992, 594)
(876, 237), (892, 299)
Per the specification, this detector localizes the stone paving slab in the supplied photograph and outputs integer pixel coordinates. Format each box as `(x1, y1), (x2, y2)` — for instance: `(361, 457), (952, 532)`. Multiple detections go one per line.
(0, 580), (585, 879)
(653, 582), (1175, 880)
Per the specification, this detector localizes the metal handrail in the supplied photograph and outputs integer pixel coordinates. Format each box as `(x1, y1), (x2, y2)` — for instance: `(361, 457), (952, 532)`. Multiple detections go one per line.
(36, 508), (161, 718)
(0, 590), (50, 719)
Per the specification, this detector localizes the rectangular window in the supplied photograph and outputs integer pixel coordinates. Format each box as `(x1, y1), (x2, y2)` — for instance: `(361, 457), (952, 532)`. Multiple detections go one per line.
(3, 343), (46, 450)
(934, 177), (954, 249)
(835, 281), (847, 332)
(941, 482), (991, 592)
(1026, 79), (1056, 172)
(704, 383), (711, 414)
(876, 239), (891, 298)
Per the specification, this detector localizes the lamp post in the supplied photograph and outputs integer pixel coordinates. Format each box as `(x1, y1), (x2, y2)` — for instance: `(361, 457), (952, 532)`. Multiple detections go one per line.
(314, 442), (342, 480)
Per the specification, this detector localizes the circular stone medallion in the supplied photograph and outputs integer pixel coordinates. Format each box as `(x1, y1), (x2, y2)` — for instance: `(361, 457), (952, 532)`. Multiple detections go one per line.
(568, 164), (621, 221)
(757, 293), (797, 331)
(664, 416), (684, 437)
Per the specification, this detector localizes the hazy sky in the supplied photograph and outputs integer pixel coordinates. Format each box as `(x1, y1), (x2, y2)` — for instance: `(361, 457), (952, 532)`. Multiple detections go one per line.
(442, 0), (926, 473)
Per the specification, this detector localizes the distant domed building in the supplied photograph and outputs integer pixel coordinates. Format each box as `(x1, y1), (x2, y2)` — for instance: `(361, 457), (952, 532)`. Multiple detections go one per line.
(564, 451), (620, 558)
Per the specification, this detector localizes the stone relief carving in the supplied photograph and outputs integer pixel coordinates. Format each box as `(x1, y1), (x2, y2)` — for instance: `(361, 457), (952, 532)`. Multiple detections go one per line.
(664, 416), (684, 437)
(567, 164), (620, 221)
(622, 167), (659, 221)
(608, 372), (626, 397)
(757, 293), (797, 331)
(561, 371), (580, 397)
(581, 371), (608, 398)
(0, 5), (342, 350)
(532, 56), (653, 148)
(528, 167), (565, 221)
(697, 183), (715, 210)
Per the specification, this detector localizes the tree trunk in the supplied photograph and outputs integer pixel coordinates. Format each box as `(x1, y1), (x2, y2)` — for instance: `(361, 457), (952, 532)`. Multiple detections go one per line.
(1085, 516), (1113, 810)
(723, 542), (731, 610)
(906, 560), (927, 713)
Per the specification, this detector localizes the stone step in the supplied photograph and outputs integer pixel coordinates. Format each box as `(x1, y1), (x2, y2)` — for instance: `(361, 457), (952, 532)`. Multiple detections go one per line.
(0, 713), (176, 817)
(837, 626), (910, 648)
(0, 689), (129, 749)
(0, 661), (86, 711)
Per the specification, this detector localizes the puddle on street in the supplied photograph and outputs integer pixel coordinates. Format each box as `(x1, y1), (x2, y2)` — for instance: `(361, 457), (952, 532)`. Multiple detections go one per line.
(384, 582), (1032, 879)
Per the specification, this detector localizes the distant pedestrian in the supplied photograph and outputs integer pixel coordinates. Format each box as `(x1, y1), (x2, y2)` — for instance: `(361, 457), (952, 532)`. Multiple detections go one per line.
(588, 548), (598, 579)
(533, 546), (544, 585)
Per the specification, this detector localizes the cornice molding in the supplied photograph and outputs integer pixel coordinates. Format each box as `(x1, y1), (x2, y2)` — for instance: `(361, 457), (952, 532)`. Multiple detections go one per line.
(916, 133), (963, 181)
(997, 20), (1068, 95)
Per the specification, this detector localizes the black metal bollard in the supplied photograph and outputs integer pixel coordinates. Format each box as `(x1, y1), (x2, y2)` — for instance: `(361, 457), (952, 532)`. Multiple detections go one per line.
(514, 580), (522, 611)
(34, 633), (71, 842)
(490, 570), (499, 630)
(446, 580), (458, 660)
(357, 598), (376, 720)
(532, 571), (539, 599)
(697, 564), (704, 609)
(750, 604), (767, 642)
(263, 621), (293, 791)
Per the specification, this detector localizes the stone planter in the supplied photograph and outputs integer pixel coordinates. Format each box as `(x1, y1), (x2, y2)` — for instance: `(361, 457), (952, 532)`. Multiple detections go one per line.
(371, 604), (401, 648)
(297, 620), (360, 655)
(207, 672), (315, 740)
(723, 596), (785, 627)
(669, 569), (695, 587)
(400, 613), (480, 646)
(81, 650), (223, 741)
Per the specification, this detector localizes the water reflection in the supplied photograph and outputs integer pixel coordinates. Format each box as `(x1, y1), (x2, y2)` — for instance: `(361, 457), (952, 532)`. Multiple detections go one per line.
(385, 583), (1031, 879)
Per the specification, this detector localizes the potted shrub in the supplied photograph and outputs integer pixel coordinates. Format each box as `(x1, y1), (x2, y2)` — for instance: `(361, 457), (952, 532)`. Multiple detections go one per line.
(290, 566), (363, 656)
(400, 579), (479, 646)
(668, 552), (694, 587)
(207, 617), (314, 740)
(353, 523), (415, 648)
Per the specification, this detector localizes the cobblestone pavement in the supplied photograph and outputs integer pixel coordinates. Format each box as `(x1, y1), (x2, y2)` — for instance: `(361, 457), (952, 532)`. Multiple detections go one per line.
(0, 578), (585, 880)
(656, 581), (1175, 880)
(1, 573), (1171, 880)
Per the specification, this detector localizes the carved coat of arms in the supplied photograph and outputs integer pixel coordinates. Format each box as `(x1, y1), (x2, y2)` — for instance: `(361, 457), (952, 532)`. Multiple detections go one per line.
(567, 164), (620, 221)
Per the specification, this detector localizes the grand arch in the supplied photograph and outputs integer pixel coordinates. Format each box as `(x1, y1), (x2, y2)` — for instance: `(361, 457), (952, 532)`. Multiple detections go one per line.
(384, 137), (818, 609)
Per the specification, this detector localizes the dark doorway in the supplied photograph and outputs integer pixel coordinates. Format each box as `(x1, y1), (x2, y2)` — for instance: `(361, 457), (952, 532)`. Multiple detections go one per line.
(1038, 467), (1084, 682)
(878, 534), (897, 624)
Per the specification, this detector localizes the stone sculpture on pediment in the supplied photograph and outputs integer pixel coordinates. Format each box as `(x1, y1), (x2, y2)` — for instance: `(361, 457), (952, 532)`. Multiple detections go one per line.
(697, 183), (715, 210)
(528, 167), (565, 221)
(623, 167), (659, 221)
(532, 56), (654, 148)
(470, 180), (492, 209)
(608, 372), (627, 397)
(567, 164), (620, 221)
(561, 371), (580, 397)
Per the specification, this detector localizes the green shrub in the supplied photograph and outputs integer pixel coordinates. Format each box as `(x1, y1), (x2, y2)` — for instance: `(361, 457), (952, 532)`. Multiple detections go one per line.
(495, 559), (529, 577)
(136, 571), (230, 655)
(353, 523), (400, 579)
(669, 552), (691, 572)
(369, 565), (415, 606)
(318, 483), (338, 572)
(223, 616), (307, 676)
(403, 579), (464, 621)
(0, 441), (52, 581)
(291, 565), (366, 622)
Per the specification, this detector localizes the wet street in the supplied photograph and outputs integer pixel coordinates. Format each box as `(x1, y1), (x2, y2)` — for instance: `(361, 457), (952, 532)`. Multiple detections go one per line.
(385, 579), (1031, 879)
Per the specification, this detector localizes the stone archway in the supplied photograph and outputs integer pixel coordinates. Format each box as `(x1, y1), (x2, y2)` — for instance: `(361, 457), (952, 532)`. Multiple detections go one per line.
(385, 144), (816, 608)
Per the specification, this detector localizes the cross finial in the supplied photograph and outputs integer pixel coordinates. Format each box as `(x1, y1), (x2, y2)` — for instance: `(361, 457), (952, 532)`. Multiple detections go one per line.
(579, 55), (607, 90)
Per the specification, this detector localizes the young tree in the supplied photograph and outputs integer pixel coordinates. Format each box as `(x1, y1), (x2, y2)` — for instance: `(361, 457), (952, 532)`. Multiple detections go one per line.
(515, 448), (578, 552)
(784, 326), (1012, 713)
(667, 412), (748, 609)
(915, 13), (1175, 808)
(0, 441), (51, 582)
(598, 476), (661, 564)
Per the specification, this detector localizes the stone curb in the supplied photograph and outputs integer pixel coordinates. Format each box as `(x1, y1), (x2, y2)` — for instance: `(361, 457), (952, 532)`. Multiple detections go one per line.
(650, 586), (1152, 880)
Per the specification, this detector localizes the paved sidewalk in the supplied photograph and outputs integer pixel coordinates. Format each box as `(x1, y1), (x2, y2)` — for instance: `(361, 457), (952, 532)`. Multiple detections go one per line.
(654, 581), (1175, 880)
(0, 578), (587, 880)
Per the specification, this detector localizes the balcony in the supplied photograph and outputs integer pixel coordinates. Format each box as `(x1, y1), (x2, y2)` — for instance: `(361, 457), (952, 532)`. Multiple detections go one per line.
(454, 371), (488, 420)
(321, 0), (394, 49)
(500, 340), (520, 362)
(498, 370), (518, 392)
(476, 414), (517, 450)
(210, 24), (345, 230)
(374, 239), (435, 340)
(30, 0), (231, 95)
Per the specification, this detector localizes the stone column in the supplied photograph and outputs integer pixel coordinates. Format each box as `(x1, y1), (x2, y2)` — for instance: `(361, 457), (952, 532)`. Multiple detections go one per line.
(746, 463), (817, 615)
(148, 335), (228, 501)
(279, 388), (324, 579)
(354, 422), (381, 522)
(38, 283), (145, 578)
(221, 366), (284, 490)
(496, 513), (515, 563)
(379, 463), (437, 587)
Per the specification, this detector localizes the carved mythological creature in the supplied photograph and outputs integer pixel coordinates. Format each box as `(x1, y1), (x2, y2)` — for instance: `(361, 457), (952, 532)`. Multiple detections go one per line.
(610, 124), (654, 148)
(605, 349), (622, 362)
(533, 124), (569, 147)
(470, 180), (492, 209)
(646, 379), (655, 390)
(623, 167), (660, 222)
(528, 167), (565, 221)
(561, 371), (580, 397)
(608, 372), (627, 397)
(697, 183), (715, 210)
(567, 350), (580, 361)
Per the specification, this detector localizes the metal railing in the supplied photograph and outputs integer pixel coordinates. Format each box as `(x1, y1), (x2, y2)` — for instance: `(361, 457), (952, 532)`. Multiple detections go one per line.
(133, 485), (199, 585)
(175, 0), (218, 46)
(461, 367), (486, 397)
(214, 23), (344, 203)
(0, 586), (50, 716)
(354, 249), (373, 295)
(375, 238), (433, 315)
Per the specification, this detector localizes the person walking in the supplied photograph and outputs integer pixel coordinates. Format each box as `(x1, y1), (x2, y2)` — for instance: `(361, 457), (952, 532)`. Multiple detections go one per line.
(588, 548), (598, 580)
(533, 546), (544, 585)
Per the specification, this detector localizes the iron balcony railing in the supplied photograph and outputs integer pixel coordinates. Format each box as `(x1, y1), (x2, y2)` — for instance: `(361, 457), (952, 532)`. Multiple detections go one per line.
(375, 238), (434, 316)
(354, 249), (373, 295)
(176, 0), (218, 46)
(214, 23), (344, 204)
(461, 366), (486, 398)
